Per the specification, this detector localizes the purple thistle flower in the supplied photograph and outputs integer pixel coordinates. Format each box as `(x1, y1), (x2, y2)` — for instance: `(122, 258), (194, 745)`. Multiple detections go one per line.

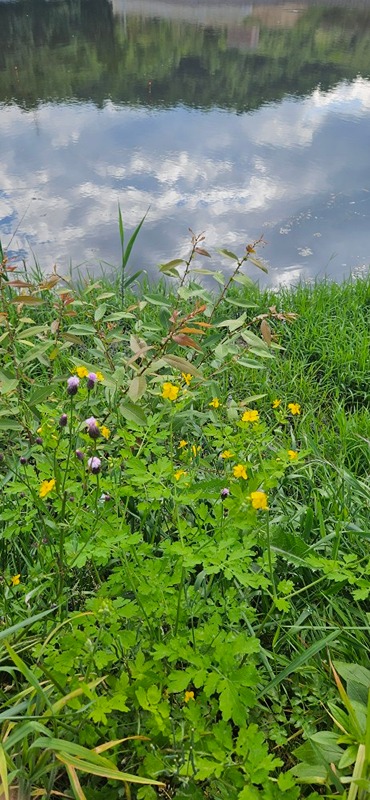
(35, 437), (43, 445)
(220, 487), (230, 500)
(87, 372), (97, 390)
(59, 413), (68, 428)
(20, 456), (28, 465)
(85, 417), (100, 439)
(67, 376), (79, 395)
(75, 449), (85, 461)
(88, 456), (101, 474)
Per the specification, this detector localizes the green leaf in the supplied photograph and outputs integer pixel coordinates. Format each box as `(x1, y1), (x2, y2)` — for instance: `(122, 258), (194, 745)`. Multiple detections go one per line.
(4, 643), (53, 711)
(257, 631), (339, 699)
(217, 314), (246, 332)
(0, 608), (53, 643)
(120, 401), (147, 427)
(231, 273), (254, 287)
(218, 248), (239, 261)
(94, 304), (107, 322)
(67, 324), (97, 335)
(55, 753), (164, 785)
(167, 671), (193, 693)
(248, 255), (268, 273)
(162, 355), (203, 378)
(0, 744), (9, 800)
(159, 259), (184, 276)
(128, 376), (147, 402)
(236, 359), (265, 370)
(0, 419), (22, 430)
(28, 385), (56, 405)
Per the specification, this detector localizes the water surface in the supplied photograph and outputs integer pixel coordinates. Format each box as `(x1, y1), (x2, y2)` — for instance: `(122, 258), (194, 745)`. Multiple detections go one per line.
(1, 0), (370, 285)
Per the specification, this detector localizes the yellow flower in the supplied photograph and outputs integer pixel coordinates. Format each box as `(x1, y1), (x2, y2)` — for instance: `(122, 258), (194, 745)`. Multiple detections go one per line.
(250, 490), (268, 510)
(75, 366), (89, 378)
(191, 445), (201, 457)
(209, 398), (220, 409)
(242, 409), (259, 423)
(272, 399), (281, 409)
(100, 425), (110, 440)
(288, 449), (298, 460)
(11, 574), (20, 586)
(179, 440), (188, 449)
(220, 450), (233, 459)
(96, 371), (104, 382)
(184, 690), (195, 703)
(233, 464), (248, 480)
(162, 382), (180, 401)
(182, 373), (193, 386)
(39, 478), (56, 498)
(288, 403), (301, 416)
(174, 469), (187, 481)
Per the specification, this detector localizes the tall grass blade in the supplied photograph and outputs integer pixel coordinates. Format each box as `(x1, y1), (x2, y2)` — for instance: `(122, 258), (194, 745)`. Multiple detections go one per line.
(0, 608), (54, 643)
(0, 744), (9, 800)
(257, 631), (339, 698)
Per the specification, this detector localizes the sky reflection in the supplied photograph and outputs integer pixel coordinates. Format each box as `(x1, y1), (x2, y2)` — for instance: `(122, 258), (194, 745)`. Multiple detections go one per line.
(1, 76), (370, 286)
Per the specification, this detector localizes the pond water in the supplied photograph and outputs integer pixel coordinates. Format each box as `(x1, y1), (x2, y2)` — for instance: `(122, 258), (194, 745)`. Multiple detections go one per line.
(1, 0), (370, 286)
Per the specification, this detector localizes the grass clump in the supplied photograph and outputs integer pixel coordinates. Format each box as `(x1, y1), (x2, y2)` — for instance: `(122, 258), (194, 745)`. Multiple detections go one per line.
(0, 233), (370, 800)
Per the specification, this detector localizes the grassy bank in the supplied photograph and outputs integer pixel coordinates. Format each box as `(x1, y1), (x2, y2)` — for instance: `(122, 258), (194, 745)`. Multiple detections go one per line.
(0, 240), (370, 800)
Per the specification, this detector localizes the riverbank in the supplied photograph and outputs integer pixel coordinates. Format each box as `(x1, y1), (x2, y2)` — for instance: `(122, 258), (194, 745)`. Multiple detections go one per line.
(0, 263), (369, 799)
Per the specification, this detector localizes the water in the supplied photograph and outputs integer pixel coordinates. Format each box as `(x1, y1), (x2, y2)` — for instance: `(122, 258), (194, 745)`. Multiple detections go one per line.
(1, 0), (370, 286)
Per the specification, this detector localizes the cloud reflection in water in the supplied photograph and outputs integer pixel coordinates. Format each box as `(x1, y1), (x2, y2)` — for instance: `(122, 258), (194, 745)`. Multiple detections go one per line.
(1, 76), (370, 286)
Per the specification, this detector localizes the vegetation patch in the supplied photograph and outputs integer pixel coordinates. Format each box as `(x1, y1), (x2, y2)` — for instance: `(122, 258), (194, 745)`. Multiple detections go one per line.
(0, 231), (370, 800)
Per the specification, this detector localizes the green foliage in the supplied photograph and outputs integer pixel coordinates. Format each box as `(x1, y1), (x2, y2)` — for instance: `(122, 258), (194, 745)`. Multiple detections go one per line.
(2, 0), (370, 112)
(292, 662), (370, 798)
(1, 231), (370, 799)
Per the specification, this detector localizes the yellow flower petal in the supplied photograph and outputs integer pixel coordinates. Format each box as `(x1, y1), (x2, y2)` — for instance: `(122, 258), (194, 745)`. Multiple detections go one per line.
(75, 366), (89, 378)
(39, 478), (56, 499)
(288, 403), (301, 416)
(288, 450), (298, 460)
(242, 409), (259, 423)
(233, 464), (248, 480)
(162, 383), (180, 401)
(250, 490), (268, 510)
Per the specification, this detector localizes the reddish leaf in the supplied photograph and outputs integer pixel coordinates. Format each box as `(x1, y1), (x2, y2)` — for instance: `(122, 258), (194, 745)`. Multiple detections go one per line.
(260, 319), (272, 346)
(195, 247), (211, 257)
(172, 334), (202, 351)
